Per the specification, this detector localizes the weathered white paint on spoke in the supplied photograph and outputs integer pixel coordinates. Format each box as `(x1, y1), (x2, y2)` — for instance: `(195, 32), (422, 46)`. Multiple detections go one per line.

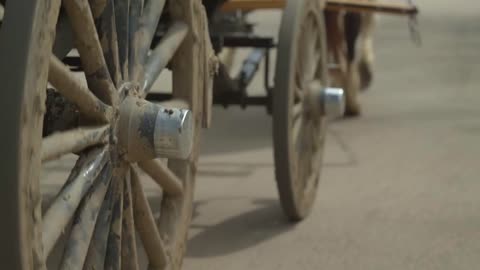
(59, 164), (112, 270)
(42, 125), (109, 162)
(121, 173), (140, 270)
(42, 147), (109, 255)
(131, 167), (168, 269)
(104, 168), (125, 269)
(82, 179), (115, 270)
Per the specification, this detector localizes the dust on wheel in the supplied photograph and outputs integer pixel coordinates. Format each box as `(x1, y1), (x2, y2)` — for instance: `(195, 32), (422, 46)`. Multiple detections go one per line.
(0, 0), (212, 269)
(273, 0), (330, 221)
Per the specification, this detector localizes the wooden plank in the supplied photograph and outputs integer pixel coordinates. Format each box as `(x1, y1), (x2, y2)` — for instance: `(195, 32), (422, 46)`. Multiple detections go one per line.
(325, 0), (418, 15)
(221, 0), (284, 12)
(220, 0), (418, 15)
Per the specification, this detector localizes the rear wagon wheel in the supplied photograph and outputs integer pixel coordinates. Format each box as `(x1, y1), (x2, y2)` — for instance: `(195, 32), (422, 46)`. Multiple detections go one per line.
(273, 0), (329, 221)
(0, 0), (212, 269)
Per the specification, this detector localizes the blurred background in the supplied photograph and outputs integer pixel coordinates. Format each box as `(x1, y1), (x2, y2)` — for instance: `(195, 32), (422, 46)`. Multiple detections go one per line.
(184, 0), (480, 269)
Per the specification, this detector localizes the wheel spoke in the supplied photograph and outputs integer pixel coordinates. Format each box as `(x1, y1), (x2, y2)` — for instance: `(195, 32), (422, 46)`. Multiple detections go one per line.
(90, 0), (122, 87)
(293, 113), (308, 182)
(312, 118), (326, 149)
(295, 53), (305, 90)
(104, 168), (125, 269)
(131, 167), (168, 269)
(62, 0), (117, 105)
(130, 0), (167, 82)
(42, 147), (109, 255)
(305, 146), (322, 191)
(299, 117), (324, 192)
(83, 180), (116, 270)
(49, 56), (113, 122)
(127, 0), (143, 81)
(301, 17), (318, 81)
(44, 88), (81, 136)
(292, 103), (303, 123)
(138, 159), (183, 196)
(141, 21), (189, 95)
(121, 171), (140, 270)
(292, 111), (303, 145)
(42, 125), (109, 162)
(59, 164), (112, 270)
(114, 0), (130, 80)
(300, 122), (315, 180)
(294, 85), (304, 101)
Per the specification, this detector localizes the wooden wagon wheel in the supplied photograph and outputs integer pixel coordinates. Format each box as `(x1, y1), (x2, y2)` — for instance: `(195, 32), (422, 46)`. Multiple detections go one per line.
(273, 0), (341, 220)
(0, 0), (212, 269)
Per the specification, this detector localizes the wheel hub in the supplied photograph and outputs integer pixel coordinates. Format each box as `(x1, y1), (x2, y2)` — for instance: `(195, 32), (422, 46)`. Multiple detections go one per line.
(117, 84), (193, 162)
(305, 80), (345, 118)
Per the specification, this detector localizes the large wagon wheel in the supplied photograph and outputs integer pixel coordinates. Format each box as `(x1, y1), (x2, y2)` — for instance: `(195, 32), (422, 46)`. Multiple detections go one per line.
(273, 0), (344, 220)
(0, 0), (211, 269)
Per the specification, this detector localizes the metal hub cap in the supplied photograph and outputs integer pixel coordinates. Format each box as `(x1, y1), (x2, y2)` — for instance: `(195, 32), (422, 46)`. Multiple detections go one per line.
(305, 80), (345, 118)
(117, 85), (194, 162)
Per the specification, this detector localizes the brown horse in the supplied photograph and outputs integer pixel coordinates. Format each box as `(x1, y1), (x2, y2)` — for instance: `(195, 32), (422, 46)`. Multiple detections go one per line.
(326, 9), (375, 116)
